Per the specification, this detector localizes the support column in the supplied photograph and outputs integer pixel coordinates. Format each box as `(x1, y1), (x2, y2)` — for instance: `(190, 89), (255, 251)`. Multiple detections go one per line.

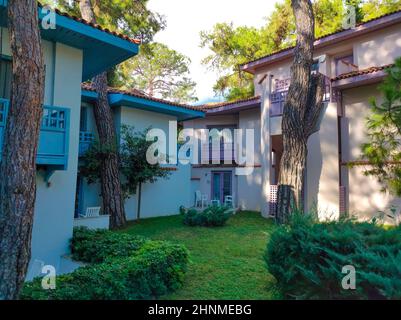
(260, 74), (273, 217)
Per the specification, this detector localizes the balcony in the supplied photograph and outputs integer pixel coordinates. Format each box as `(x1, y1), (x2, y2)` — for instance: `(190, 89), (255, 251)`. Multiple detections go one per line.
(270, 76), (332, 117)
(79, 131), (95, 156)
(201, 143), (235, 164)
(0, 98), (70, 170)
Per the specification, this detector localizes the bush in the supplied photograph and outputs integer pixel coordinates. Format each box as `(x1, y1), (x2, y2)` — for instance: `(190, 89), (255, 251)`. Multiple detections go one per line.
(71, 227), (147, 263)
(183, 205), (233, 227)
(265, 214), (401, 299)
(21, 228), (189, 300)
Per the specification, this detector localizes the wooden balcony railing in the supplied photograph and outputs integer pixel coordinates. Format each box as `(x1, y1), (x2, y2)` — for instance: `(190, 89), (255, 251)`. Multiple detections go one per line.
(79, 131), (95, 156)
(1, 99), (70, 170)
(201, 143), (235, 163)
(269, 75), (333, 117)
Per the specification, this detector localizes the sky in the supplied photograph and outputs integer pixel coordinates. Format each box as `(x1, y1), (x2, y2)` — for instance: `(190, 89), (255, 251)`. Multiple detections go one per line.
(147, 0), (280, 104)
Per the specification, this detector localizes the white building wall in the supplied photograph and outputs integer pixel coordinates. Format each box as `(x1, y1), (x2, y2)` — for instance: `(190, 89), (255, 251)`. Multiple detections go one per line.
(2, 28), (83, 279)
(237, 109), (262, 211)
(82, 106), (192, 220)
(305, 102), (340, 220)
(28, 43), (83, 279)
(341, 85), (401, 222)
(354, 24), (401, 70)
(185, 110), (262, 211)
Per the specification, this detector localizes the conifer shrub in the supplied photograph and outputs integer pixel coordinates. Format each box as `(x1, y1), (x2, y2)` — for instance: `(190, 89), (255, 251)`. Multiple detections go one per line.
(265, 214), (401, 299)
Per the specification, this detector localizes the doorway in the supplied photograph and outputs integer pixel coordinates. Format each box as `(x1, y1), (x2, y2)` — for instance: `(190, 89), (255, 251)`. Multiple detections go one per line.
(211, 171), (232, 204)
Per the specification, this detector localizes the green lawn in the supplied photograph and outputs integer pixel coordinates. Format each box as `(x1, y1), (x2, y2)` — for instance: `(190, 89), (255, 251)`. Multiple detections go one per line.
(121, 211), (280, 300)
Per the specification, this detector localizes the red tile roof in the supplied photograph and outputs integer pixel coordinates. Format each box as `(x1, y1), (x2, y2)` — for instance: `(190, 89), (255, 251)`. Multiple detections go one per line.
(331, 64), (393, 81)
(38, 3), (141, 45)
(81, 83), (203, 112)
(241, 8), (401, 70)
(198, 95), (261, 111)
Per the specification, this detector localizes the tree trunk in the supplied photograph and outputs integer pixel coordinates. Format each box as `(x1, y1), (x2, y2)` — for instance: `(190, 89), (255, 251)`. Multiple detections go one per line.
(276, 0), (325, 224)
(0, 0), (45, 299)
(137, 182), (142, 222)
(78, 0), (126, 229)
(276, 138), (307, 224)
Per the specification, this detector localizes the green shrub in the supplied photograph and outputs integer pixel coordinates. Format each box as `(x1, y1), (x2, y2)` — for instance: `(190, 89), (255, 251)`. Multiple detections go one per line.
(71, 227), (147, 263)
(21, 227), (189, 300)
(183, 205), (233, 227)
(265, 214), (401, 299)
(21, 241), (189, 300)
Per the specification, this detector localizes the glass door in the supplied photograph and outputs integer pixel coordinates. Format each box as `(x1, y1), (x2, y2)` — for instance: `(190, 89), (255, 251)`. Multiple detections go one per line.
(212, 171), (232, 204)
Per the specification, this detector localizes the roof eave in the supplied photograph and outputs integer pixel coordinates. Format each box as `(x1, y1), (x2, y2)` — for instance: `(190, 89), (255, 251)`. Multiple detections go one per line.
(108, 93), (205, 121)
(332, 70), (387, 89)
(0, 2), (139, 81)
(204, 97), (261, 114)
(241, 10), (401, 73)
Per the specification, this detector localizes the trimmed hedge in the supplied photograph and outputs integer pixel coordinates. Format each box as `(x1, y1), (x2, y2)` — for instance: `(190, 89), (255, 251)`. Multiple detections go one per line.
(21, 228), (189, 300)
(183, 205), (233, 227)
(71, 227), (147, 263)
(265, 214), (401, 299)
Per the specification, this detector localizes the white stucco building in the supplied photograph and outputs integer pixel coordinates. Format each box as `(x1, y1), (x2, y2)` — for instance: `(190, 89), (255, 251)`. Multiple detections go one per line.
(189, 9), (401, 222)
(1, 2), (401, 283)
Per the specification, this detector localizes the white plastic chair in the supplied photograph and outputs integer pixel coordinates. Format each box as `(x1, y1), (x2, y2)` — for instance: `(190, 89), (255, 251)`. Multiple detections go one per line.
(201, 194), (208, 208)
(211, 199), (221, 206)
(81, 207), (101, 218)
(195, 190), (202, 207)
(224, 195), (234, 208)
(195, 191), (208, 208)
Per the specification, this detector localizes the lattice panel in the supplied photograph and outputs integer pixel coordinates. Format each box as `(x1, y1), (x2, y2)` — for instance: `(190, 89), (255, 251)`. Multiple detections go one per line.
(339, 185), (346, 215)
(269, 185), (278, 217)
(274, 78), (291, 92)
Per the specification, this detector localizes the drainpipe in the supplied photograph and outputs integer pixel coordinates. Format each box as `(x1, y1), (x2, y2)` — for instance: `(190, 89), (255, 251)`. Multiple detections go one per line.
(336, 89), (345, 216)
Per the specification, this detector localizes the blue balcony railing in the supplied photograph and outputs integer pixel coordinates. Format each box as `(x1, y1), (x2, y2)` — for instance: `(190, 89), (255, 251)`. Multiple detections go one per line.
(79, 131), (95, 156)
(0, 99), (70, 170)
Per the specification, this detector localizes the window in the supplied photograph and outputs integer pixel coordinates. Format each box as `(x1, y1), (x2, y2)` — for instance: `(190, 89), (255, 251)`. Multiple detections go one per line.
(204, 125), (236, 163)
(0, 59), (12, 99)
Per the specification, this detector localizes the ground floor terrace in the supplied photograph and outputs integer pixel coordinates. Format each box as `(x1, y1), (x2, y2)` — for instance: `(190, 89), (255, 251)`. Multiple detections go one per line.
(120, 211), (279, 300)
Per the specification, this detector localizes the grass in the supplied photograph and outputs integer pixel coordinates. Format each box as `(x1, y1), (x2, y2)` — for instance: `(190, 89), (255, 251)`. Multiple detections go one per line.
(121, 211), (280, 300)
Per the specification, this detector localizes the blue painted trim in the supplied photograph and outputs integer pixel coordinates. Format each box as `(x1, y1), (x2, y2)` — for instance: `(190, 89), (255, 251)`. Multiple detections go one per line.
(1, 3), (139, 80)
(38, 9), (139, 80)
(81, 89), (98, 103)
(108, 93), (205, 121)
(38, 105), (70, 170)
(0, 99), (70, 171)
(39, 12), (139, 55)
(0, 54), (11, 61)
(81, 90), (205, 120)
(0, 97), (8, 125)
(79, 130), (95, 157)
